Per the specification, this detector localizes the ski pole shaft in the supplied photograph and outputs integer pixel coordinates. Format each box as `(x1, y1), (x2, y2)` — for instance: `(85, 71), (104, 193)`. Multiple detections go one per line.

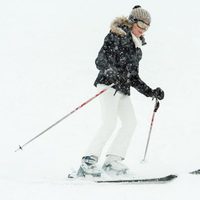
(142, 98), (160, 161)
(15, 84), (114, 152)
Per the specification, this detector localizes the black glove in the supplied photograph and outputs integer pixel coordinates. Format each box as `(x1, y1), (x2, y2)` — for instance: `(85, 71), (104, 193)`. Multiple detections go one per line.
(152, 87), (164, 100)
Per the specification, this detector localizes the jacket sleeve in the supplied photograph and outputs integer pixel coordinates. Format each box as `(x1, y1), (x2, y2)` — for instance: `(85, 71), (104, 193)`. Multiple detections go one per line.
(129, 67), (153, 97)
(95, 33), (120, 71)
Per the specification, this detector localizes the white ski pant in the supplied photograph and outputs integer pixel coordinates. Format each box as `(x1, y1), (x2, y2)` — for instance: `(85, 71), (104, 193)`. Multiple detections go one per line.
(86, 84), (137, 159)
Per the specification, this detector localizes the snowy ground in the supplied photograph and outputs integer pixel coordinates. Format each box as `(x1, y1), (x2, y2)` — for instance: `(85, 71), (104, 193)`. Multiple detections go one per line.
(1, 0), (200, 199)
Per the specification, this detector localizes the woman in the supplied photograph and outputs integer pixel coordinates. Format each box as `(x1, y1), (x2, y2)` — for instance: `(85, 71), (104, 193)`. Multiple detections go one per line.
(77, 5), (164, 177)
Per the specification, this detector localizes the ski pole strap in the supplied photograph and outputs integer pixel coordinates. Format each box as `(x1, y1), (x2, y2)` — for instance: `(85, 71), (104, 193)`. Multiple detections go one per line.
(154, 98), (160, 112)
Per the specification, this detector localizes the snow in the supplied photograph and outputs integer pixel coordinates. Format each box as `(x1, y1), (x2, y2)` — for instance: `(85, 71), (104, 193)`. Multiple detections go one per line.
(1, 0), (200, 199)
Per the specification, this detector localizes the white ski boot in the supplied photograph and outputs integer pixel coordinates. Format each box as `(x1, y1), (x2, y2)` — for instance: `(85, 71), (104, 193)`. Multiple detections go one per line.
(102, 155), (129, 176)
(77, 155), (101, 177)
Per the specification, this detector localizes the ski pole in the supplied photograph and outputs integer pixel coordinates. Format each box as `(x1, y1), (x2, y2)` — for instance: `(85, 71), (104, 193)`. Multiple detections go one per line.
(15, 84), (114, 152)
(142, 98), (160, 162)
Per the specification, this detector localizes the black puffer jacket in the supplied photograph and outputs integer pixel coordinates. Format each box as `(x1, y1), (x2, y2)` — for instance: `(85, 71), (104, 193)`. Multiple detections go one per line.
(94, 17), (153, 96)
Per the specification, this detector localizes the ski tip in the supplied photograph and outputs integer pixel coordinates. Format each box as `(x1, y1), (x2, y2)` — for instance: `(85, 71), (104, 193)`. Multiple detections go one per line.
(166, 174), (178, 180)
(68, 174), (74, 179)
(67, 172), (78, 179)
(189, 169), (200, 175)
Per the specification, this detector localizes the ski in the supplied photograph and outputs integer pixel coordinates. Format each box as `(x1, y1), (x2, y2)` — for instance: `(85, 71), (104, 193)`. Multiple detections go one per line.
(190, 169), (200, 175)
(96, 174), (177, 184)
(68, 173), (177, 184)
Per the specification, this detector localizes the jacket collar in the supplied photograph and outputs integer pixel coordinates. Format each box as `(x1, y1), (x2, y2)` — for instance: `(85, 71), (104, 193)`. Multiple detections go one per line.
(131, 33), (142, 48)
(110, 16), (147, 46)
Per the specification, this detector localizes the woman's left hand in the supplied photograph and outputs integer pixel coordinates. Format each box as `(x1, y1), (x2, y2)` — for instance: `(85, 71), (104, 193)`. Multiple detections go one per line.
(152, 87), (164, 100)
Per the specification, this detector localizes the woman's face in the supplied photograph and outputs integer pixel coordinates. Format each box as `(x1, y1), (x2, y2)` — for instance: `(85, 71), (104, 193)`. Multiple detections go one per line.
(131, 21), (149, 38)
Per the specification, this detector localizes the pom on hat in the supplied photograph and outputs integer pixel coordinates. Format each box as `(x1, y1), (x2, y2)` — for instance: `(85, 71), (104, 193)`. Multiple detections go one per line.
(128, 5), (151, 25)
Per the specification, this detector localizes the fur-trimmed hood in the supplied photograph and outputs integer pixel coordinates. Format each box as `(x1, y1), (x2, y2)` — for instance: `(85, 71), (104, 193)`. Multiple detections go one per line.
(110, 16), (132, 36)
(110, 16), (146, 45)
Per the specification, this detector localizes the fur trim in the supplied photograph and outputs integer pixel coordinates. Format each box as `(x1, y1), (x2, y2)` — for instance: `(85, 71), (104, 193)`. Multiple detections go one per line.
(110, 16), (132, 36)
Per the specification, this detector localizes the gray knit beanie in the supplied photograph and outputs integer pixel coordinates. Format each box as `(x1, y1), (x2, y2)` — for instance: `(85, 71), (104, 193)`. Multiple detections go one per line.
(128, 5), (151, 25)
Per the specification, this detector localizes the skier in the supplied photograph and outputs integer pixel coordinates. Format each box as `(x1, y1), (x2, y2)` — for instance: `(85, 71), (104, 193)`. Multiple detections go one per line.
(77, 5), (164, 177)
